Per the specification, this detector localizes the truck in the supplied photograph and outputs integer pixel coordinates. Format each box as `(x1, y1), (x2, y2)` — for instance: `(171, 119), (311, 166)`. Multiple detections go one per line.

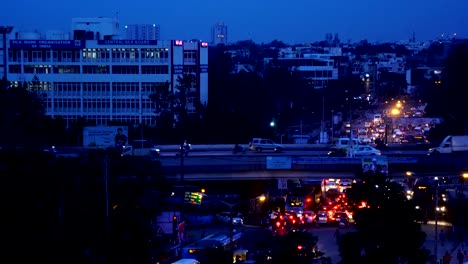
(428, 135), (468, 155)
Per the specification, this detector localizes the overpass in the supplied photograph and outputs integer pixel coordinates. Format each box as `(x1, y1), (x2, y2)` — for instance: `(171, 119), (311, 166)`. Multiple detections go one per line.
(53, 144), (468, 181)
(154, 154), (468, 181)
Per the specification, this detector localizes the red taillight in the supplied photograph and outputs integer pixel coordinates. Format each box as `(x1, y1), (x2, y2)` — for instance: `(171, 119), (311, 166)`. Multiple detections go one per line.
(297, 245), (303, 250)
(276, 221), (281, 227)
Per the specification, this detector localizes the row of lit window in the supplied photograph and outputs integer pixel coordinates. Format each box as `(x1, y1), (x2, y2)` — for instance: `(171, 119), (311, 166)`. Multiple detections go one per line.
(9, 65), (171, 74)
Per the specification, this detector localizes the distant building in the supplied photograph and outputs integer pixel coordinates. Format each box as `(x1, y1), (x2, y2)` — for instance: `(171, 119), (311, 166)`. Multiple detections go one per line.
(211, 22), (227, 45)
(264, 47), (341, 89)
(125, 24), (160, 40)
(4, 17), (208, 126)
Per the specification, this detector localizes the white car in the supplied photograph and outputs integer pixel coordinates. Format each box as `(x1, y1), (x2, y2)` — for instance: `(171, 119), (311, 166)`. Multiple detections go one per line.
(353, 145), (381, 156)
(216, 212), (244, 225)
(249, 138), (284, 152)
(338, 179), (353, 192)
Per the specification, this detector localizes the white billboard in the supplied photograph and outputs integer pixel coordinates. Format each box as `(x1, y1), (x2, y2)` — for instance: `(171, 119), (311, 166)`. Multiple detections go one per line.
(266, 156), (292, 169)
(83, 126), (129, 147)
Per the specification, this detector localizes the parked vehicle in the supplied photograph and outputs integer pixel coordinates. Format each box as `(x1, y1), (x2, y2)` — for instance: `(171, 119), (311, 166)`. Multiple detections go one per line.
(428, 135), (468, 155)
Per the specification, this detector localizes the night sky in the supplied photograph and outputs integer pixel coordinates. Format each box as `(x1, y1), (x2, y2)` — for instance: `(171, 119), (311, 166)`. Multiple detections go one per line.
(2, 0), (467, 44)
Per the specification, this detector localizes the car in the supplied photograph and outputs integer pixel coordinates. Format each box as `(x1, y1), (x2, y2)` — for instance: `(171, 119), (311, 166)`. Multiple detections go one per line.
(327, 147), (347, 157)
(338, 179), (353, 193)
(216, 212), (244, 225)
(298, 211), (316, 225)
(249, 138), (284, 152)
(353, 145), (381, 156)
(316, 211), (330, 225)
(330, 212), (350, 226)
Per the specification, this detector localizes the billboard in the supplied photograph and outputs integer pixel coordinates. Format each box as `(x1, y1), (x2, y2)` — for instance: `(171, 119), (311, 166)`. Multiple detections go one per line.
(361, 156), (388, 175)
(266, 156), (292, 169)
(83, 126), (128, 147)
(10, 40), (85, 49)
(97, 40), (158, 45)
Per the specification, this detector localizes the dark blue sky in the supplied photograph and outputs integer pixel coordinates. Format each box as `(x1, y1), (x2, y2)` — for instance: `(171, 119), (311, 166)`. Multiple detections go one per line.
(3, 0), (467, 44)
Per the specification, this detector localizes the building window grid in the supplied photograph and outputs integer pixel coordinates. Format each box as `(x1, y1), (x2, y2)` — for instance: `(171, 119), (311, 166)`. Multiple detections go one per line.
(183, 50), (198, 64)
(7, 46), (176, 126)
(111, 48), (140, 63)
(140, 48), (169, 63)
(141, 65), (169, 74)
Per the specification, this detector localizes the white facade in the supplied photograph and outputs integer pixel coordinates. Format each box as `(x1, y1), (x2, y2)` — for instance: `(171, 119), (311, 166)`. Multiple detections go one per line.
(211, 22), (228, 45)
(4, 18), (208, 127)
(125, 24), (160, 40)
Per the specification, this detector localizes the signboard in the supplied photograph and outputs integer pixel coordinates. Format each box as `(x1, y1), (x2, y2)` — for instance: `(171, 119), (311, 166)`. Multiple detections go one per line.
(10, 39), (85, 49)
(200, 65), (208, 73)
(83, 126), (128, 147)
(184, 192), (203, 205)
(173, 65), (183, 74)
(266, 156), (292, 169)
(97, 40), (158, 45)
(278, 178), (288, 190)
(361, 156), (388, 175)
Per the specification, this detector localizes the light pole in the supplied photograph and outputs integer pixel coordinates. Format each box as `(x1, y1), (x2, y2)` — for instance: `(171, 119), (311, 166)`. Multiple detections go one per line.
(331, 110), (334, 144)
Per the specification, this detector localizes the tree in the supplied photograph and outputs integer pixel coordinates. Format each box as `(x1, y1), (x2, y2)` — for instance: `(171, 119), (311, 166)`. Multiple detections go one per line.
(424, 41), (468, 134)
(0, 80), (47, 146)
(341, 176), (430, 264)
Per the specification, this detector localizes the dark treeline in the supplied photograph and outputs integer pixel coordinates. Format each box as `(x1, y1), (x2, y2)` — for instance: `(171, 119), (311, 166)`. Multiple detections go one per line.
(0, 148), (167, 263)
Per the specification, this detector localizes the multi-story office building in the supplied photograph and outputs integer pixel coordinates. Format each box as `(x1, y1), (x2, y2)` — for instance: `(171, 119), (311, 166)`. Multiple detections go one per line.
(125, 24), (160, 40)
(211, 22), (228, 45)
(4, 17), (208, 127)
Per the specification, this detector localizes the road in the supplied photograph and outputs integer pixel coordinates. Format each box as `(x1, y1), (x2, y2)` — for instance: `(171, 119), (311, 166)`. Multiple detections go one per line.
(132, 148), (429, 157)
(186, 224), (344, 263)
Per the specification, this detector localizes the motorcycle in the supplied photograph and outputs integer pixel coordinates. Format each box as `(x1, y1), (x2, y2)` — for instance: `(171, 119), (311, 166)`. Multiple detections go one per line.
(176, 141), (191, 157)
(232, 144), (246, 154)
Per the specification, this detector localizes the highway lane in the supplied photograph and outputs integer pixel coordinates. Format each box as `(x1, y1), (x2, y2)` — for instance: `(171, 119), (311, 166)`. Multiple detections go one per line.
(134, 149), (429, 157)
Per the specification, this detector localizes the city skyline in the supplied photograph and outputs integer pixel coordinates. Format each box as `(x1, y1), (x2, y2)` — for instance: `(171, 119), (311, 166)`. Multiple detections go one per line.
(2, 0), (467, 44)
